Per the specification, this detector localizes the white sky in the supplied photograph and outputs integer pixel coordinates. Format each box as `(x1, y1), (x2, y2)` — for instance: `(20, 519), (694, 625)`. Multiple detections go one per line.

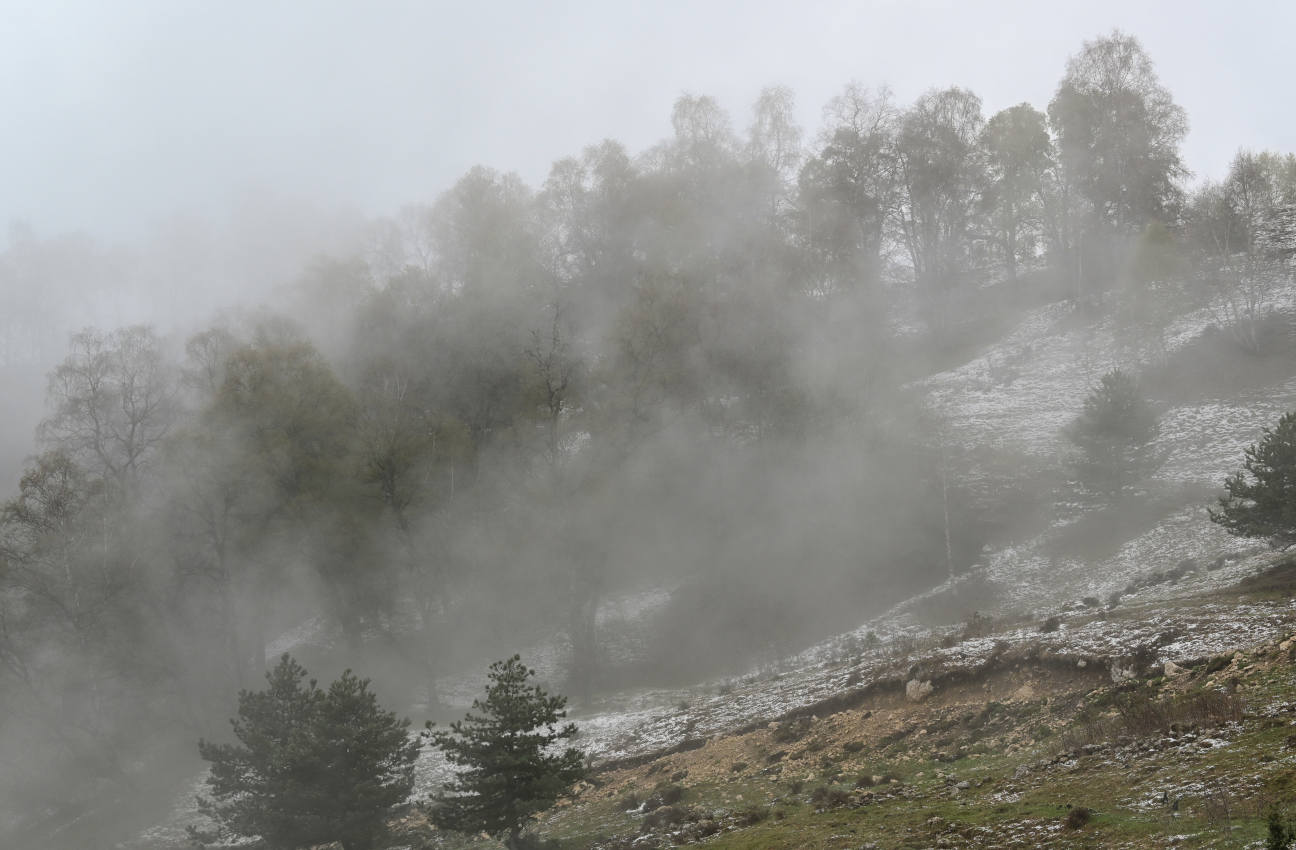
(2, 0), (1293, 240)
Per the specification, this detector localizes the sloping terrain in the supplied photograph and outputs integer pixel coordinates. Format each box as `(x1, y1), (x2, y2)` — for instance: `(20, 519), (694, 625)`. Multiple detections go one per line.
(513, 561), (1296, 849)
(127, 284), (1296, 849)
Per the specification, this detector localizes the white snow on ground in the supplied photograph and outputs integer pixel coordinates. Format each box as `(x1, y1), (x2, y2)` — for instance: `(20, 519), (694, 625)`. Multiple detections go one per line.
(1157, 382), (1296, 484)
(921, 302), (1104, 459)
(904, 279), (1296, 622)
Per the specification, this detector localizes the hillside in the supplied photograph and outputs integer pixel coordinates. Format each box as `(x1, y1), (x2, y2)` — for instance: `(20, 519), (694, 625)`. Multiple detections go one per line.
(111, 271), (1296, 850)
(408, 560), (1296, 849)
(8, 27), (1296, 848)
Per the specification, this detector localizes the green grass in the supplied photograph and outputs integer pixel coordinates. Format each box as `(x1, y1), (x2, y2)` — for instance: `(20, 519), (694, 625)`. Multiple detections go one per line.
(448, 574), (1296, 849)
(525, 658), (1296, 848)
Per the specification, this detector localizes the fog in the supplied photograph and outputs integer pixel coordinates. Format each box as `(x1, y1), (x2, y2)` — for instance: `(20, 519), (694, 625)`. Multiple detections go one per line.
(4, 1), (1294, 237)
(2, 5), (1295, 849)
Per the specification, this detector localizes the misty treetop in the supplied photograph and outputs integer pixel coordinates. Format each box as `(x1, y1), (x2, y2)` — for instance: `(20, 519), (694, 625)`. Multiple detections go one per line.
(2, 29), (1296, 845)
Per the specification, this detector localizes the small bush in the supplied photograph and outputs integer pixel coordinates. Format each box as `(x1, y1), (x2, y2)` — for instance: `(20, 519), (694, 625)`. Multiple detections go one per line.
(772, 717), (812, 744)
(1267, 809), (1295, 850)
(1200, 789), (1235, 827)
(1061, 688), (1244, 750)
(960, 611), (994, 640)
(1064, 806), (1092, 829)
(787, 778), (805, 795)
(640, 805), (695, 833)
(736, 805), (770, 826)
(842, 740), (865, 754)
(655, 783), (685, 805)
(1114, 689), (1243, 737)
(640, 782), (685, 812)
(729, 761), (748, 773)
(618, 791), (641, 811)
(809, 785), (852, 808)
(1204, 654), (1234, 674)
(1040, 615), (1062, 633)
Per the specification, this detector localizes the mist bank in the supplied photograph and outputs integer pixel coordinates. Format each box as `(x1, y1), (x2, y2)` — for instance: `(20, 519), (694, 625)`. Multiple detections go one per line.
(2, 29), (1296, 847)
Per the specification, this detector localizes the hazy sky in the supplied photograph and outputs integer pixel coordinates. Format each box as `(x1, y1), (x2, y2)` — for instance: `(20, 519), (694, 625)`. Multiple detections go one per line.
(3, 0), (1293, 241)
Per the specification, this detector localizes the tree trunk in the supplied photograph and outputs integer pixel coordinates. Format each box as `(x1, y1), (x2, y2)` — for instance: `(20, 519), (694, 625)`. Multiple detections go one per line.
(567, 577), (601, 707)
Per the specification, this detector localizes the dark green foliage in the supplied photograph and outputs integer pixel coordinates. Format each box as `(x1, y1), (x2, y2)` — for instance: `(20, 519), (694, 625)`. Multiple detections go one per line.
(190, 654), (418, 850)
(1064, 805), (1092, 829)
(425, 655), (586, 849)
(1268, 809), (1295, 850)
(1211, 412), (1296, 548)
(1066, 369), (1160, 498)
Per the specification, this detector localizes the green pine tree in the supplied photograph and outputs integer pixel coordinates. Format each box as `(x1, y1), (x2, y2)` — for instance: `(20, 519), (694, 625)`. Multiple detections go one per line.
(1065, 369), (1160, 499)
(425, 655), (586, 849)
(1211, 411), (1296, 548)
(189, 654), (419, 850)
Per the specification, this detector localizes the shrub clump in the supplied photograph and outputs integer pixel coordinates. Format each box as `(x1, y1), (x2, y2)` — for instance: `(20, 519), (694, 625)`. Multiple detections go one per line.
(809, 785), (852, 808)
(772, 717), (812, 743)
(656, 783), (685, 805)
(1064, 806), (1093, 829)
(640, 805), (696, 833)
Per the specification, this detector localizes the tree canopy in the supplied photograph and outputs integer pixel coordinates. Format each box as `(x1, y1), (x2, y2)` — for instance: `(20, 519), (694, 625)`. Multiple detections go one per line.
(1211, 412), (1296, 549)
(190, 654), (419, 850)
(425, 655), (586, 849)
(1066, 369), (1160, 499)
